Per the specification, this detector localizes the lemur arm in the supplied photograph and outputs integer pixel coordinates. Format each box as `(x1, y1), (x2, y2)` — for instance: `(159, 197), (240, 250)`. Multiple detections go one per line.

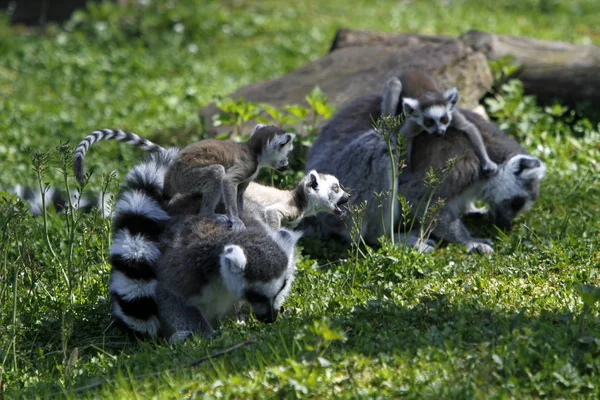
(430, 205), (494, 254)
(451, 111), (498, 174)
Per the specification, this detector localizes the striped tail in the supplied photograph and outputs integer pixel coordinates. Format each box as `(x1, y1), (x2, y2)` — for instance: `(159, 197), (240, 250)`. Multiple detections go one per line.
(73, 129), (164, 186)
(108, 147), (180, 338)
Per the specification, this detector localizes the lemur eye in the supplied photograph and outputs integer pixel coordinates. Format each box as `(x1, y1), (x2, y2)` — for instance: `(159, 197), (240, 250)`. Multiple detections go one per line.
(440, 115), (449, 124)
(423, 118), (434, 127)
(333, 184), (340, 193)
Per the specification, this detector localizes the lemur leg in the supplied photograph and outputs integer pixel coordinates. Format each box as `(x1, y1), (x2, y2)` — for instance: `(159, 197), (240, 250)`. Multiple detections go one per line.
(395, 231), (437, 253)
(236, 181), (250, 215)
(196, 165), (229, 225)
(381, 77), (403, 116)
(264, 206), (283, 230)
(221, 176), (245, 232)
(158, 289), (215, 344)
(432, 206), (494, 254)
(452, 112), (498, 175)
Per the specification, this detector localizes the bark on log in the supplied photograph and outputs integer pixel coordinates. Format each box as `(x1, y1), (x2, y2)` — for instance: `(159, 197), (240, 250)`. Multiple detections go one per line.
(332, 29), (600, 107)
(199, 38), (492, 136)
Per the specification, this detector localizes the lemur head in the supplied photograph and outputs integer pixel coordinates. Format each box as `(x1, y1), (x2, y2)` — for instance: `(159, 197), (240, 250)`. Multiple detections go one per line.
(402, 88), (459, 136)
(219, 228), (300, 324)
(481, 155), (546, 229)
(303, 170), (351, 216)
(250, 124), (295, 172)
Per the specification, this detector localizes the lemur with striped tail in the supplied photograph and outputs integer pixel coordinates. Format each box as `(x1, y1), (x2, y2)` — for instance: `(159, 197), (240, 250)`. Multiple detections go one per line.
(107, 148), (300, 341)
(74, 125), (296, 233)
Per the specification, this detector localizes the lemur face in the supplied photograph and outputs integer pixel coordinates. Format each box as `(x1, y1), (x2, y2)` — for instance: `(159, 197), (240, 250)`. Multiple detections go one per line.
(244, 277), (289, 324)
(219, 229), (299, 325)
(482, 155), (546, 229)
(260, 133), (296, 171)
(304, 170), (351, 216)
(403, 87), (460, 136)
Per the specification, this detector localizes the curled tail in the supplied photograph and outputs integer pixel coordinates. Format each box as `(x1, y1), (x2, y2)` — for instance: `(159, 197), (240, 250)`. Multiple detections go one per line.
(74, 129), (164, 186)
(108, 147), (180, 338)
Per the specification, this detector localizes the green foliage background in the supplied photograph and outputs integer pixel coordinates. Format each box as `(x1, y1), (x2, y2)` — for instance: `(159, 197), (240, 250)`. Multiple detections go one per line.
(0, 0), (599, 398)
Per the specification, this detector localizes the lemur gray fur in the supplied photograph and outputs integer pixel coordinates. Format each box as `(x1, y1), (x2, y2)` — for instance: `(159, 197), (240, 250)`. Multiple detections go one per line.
(72, 129), (347, 231)
(155, 214), (300, 343)
(381, 70), (498, 176)
(244, 171), (351, 230)
(305, 90), (546, 254)
(74, 125), (296, 233)
(108, 148), (300, 342)
(163, 124), (295, 232)
(167, 170), (351, 231)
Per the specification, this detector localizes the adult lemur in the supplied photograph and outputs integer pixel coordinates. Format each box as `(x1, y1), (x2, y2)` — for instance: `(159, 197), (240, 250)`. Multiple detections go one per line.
(74, 124), (295, 232)
(108, 149), (300, 342)
(305, 78), (546, 254)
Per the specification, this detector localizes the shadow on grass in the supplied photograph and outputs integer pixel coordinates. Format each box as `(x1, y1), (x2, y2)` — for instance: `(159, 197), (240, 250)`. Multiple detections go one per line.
(14, 287), (598, 397)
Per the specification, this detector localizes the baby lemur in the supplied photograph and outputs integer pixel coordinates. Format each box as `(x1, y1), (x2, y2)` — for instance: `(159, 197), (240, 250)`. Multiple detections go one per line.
(163, 124), (295, 232)
(73, 124), (295, 232)
(381, 70), (498, 175)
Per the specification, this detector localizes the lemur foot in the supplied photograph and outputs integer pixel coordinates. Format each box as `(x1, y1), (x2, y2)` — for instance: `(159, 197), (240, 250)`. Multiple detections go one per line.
(481, 161), (498, 177)
(466, 238), (494, 254)
(414, 238), (436, 254)
(168, 330), (193, 345)
(229, 218), (246, 232)
(211, 213), (231, 226)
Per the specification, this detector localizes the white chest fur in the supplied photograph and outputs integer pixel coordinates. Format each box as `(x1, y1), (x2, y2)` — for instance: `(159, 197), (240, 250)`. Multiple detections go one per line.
(188, 281), (238, 321)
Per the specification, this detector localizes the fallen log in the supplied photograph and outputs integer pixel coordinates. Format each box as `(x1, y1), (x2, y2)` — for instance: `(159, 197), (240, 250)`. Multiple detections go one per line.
(332, 29), (600, 108)
(198, 37), (492, 136)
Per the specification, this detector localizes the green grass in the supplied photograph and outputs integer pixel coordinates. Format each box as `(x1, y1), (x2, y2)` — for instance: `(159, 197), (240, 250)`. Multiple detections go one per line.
(1, 0), (600, 398)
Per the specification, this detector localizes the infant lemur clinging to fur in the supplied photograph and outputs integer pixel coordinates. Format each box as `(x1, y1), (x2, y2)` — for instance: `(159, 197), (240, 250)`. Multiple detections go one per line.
(381, 69), (498, 175)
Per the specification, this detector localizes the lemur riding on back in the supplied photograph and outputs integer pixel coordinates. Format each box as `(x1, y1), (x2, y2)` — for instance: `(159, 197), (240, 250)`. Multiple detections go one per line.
(381, 70), (497, 175)
(74, 124), (296, 232)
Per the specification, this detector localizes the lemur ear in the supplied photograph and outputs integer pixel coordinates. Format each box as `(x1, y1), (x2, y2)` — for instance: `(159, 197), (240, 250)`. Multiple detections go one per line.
(221, 245), (246, 274)
(444, 87), (459, 111)
(271, 229), (302, 255)
(507, 155), (547, 180)
(402, 98), (420, 116)
(307, 170), (319, 190)
(284, 133), (296, 145)
(273, 132), (295, 148)
(251, 124), (267, 136)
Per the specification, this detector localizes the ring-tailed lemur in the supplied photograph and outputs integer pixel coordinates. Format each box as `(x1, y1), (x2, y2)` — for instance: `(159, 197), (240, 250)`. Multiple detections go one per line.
(108, 148), (300, 341)
(154, 214), (300, 343)
(381, 70), (497, 176)
(167, 170), (351, 231)
(0, 184), (111, 217)
(163, 124), (295, 232)
(75, 126), (296, 233)
(305, 83), (546, 254)
(73, 129), (346, 231)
